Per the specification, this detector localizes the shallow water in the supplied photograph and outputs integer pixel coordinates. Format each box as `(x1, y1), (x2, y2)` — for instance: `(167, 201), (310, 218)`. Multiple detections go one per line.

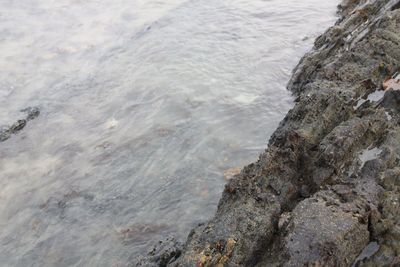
(0, 0), (338, 266)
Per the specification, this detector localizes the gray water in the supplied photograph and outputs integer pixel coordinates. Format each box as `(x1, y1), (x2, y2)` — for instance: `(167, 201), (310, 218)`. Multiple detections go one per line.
(0, 1), (338, 266)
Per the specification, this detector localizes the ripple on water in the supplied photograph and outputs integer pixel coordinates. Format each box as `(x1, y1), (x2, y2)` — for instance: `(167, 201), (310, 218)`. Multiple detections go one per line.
(0, 0), (338, 265)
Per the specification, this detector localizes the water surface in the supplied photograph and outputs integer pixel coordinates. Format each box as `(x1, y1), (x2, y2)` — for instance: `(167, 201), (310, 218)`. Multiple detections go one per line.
(0, 0), (338, 266)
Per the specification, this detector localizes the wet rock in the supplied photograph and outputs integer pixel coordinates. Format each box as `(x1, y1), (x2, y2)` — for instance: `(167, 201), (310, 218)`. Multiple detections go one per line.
(135, 237), (182, 267)
(0, 120), (26, 142)
(0, 127), (11, 142)
(378, 89), (400, 112)
(282, 196), (369, 266)
(156, 0), (400, 266)
(21, 106), (40, 121)
(10, 119), (27, 132)
(0, 106), (40, 143)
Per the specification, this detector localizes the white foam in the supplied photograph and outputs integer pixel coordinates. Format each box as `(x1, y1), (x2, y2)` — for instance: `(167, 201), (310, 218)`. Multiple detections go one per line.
(105, 118), (119, 129)
(233, 94), (258, 104)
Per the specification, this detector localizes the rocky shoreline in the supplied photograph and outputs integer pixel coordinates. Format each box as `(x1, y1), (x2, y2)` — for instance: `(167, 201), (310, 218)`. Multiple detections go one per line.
(138, 0), (400, 266)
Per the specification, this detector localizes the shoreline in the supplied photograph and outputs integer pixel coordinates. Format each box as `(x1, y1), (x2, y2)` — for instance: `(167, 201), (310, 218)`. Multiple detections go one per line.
(140, 0), (400, 266)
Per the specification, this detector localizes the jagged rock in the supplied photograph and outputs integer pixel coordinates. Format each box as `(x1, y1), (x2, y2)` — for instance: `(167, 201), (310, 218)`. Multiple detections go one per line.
(139, 0), (400, 266)
(135, 237), (182, 267)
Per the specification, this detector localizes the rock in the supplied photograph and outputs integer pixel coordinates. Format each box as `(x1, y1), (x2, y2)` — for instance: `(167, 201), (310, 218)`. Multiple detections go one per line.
(10, 119), (26, 132)
(281, 195), (369, 266)
(378, 89), (400, 112)
(153, 1), (400, 266)
(223, 167), (241, 181)
(21, 106), (40, 121)
(135, 237), (182, 267)
(0, 107), (40, 143)
(278, 212), (291, 230)
(0, 128), (11, 142)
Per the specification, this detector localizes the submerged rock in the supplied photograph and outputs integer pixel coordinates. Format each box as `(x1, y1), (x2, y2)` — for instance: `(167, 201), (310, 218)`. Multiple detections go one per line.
(0, 128), (11, 142)
(139, 0), (400, 266)
(10, 119), (27, 132)
(135, 237), (182, 267)
(21, 106), (40, 121)
(0, 106), (40, 142)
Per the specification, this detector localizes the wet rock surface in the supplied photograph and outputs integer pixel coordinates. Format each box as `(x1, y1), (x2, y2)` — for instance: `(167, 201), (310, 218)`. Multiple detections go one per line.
(137, 0), (400, 266)
(0, 107), (40, 142)
(136, 237), (183, 267)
